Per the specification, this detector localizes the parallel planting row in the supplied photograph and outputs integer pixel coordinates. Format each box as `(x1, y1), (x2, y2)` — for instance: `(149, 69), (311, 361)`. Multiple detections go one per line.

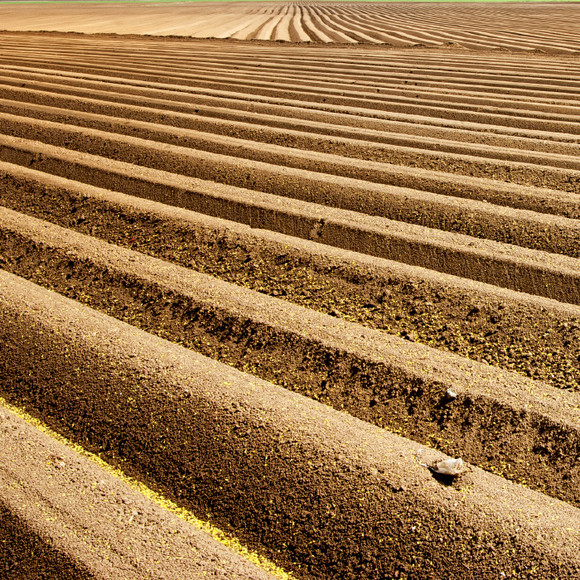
(1, 32), (580, 578)
(1, 2), (580, 51)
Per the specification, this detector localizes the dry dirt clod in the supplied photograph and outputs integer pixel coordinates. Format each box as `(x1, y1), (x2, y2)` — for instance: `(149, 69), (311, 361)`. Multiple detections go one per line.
(430, 457), (464, 477)
(415, 449), (465, 478)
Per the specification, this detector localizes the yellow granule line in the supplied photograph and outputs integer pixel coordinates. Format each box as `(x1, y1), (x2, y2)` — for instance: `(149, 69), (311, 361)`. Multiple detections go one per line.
(0, 395), (296, 580)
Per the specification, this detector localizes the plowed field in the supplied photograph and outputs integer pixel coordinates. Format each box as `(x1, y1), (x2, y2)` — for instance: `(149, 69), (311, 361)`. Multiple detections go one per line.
(1, 1), (580, 51)
(1, 5), (580, 579)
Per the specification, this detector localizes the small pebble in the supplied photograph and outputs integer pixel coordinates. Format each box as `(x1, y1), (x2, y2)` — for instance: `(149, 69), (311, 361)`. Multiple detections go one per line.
(432, 457), (463, 476)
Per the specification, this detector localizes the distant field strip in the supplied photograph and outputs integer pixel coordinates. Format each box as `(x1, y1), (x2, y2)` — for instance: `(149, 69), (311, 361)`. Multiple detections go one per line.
(1, 2), (580, 50)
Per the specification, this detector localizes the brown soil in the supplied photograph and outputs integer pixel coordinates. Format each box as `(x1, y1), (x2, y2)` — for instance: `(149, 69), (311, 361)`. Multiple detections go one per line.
(0, 405), (277, 580)
(2, 164), (579, 393)
(1, 271), (580, 580)
(0, 504), (95, 580)
(2, 202), (580, 511)
(1, 22), (580, 580)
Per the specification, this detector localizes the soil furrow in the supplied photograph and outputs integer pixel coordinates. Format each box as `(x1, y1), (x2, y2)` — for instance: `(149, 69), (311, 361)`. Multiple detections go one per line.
(1, 138), (579, 305)
(0, 405), (276, 580)
(19, 53), (580, 116)
(1, 113), (579, 227)
(2, 3), (580, 52)
(5, 64), (580, 155)
(1, 163), (579, 394)
(4, 96), (580, 186)
(6, 105), (580, 220)
(1, 271), (579, 580)
(5, 56), (580, 131)
(1, 29), (580, 577)
(6, 42), (580, 88)
(5, 65), (580, 146)
(5, 51), (580, 102)
(0, 500), (96, 580)
(4, 84), (580, 161)
(4, 74), (580, 152)
(2, 206), (580, 507)
(69, 56), (580, 116)
(8, 36), (579, 75)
